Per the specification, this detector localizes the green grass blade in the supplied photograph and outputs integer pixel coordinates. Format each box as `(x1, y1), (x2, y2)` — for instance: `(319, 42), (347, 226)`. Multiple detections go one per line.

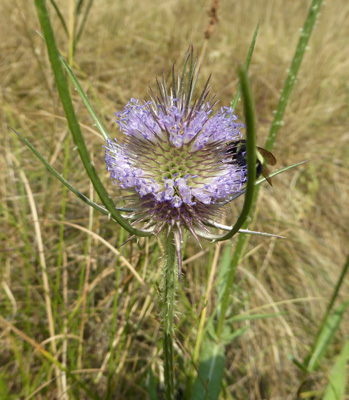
(304, 256), (349, 371)
(75, 0), (85, 16)
(74, 0), (94, 53)
(0, 316), (99, 399)
(190, 341), (225, 400)
(13, 129), (136, 218)
(265, 0), (323, 151)
(49, 0), (68, 36)
(61, 57), (109, 140)
(34, 0), (149, 237)
(288, 355), (309, 373)
(13, 129), (109, 217)
(148, 367), (158, 400)
(323, 340), (349, 400)
(231, 22), (259, 110)
(306, 301), (349, 372)
(221, 160), (309, 203)
(230, 312), (287, 323)
(215, 66), (256, 242)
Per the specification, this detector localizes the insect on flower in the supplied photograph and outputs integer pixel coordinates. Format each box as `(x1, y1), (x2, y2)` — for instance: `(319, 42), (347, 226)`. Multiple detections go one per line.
(227, 140), (277, 185)
(105, 47), (252, 277)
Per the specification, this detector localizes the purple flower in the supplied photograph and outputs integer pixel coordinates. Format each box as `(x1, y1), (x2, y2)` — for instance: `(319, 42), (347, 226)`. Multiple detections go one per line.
(105, 49), (247, 277)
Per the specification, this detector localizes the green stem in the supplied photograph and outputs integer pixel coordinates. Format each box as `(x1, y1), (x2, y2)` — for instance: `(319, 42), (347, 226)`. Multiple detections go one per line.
(216, 0), (324, 338)
(34, 0), (147, 237)
(159, 232), (177, 400)
(265, 0), (323, 151)
(231, 22), (259, 110)
(304, 255), (349, 371)
(215, 66), (256, 242)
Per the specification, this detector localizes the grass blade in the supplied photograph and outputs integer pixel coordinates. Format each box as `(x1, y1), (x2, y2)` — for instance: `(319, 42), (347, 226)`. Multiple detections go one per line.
(191, 341), (225, 400)
(148, 367), (158, 400)
(61, 57), (109, 141)
(323, 340), (349, 400)
(304, 256), (349, 371)
(49, 0), (68, 36)
(219, 160), (309, 204)
(74, 0), (94, 53)
(306, 301), (349, 372)
(12, 129), (109, 217)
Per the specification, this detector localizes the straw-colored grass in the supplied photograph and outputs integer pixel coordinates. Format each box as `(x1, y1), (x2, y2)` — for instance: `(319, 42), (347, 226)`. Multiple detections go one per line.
(1, 0), (348, 399)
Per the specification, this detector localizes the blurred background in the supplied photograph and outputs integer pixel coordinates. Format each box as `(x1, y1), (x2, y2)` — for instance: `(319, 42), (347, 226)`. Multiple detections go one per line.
(1, 0), (348, 399)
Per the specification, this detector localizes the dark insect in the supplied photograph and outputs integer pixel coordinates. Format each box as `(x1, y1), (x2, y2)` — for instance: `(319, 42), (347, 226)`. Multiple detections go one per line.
(227, 140), (277, 186)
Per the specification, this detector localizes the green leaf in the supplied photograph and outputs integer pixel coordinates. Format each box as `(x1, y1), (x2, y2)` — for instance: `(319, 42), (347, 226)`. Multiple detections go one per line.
(0, 374), (10, 399)
(12, 129), (114, 217)
(230, 312), (287, 323)
(148, 366), (158, 400)
(49, 0), (68, 36)
(304, 256), (349, 372)
(306, 301), (349, 372)
(61, 57), (109, 141)
(323, 340), (349, 400)
(224, 160), (309, 203)
(288, 355), (308, 373)
(191, 341), (225, 400)
(220, 326), (249, 345)
(74, 0), (94, 53)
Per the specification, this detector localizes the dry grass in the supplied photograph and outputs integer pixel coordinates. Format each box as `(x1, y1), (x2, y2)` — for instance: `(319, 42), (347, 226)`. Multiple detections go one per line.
(1, 0), (348, 399)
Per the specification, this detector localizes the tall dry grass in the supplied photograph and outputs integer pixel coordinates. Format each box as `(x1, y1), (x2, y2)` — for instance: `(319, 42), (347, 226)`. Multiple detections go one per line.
(0, 0), (348, 399)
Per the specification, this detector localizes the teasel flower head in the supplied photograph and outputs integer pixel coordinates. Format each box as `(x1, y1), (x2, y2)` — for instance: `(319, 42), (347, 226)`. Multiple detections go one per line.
(105, 48), (247, 277)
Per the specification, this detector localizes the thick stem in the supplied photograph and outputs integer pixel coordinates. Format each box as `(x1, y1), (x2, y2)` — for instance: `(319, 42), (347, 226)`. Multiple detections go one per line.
(159, 232), (177, 400)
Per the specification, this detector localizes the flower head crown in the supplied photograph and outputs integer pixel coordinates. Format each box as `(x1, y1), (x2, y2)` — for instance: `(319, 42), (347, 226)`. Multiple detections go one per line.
(105, 48), (247, 276)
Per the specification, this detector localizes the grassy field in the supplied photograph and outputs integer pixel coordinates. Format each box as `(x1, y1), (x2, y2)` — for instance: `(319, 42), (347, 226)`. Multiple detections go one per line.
(1, 0), (348, 399)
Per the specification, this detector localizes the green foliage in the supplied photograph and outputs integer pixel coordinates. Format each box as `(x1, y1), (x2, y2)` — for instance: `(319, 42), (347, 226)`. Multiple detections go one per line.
(306, 302), (349, 372)
(191, 342), (225, 400)
(323, 340), (349, 400)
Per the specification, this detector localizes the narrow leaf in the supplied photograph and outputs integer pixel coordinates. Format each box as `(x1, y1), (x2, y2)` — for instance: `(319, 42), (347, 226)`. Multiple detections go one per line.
(304, 256), (349, 371)
(74, 0), (94, 53)
(13, 129), (109, 217)
(61, 57), (109, 140)
(323, 340), (349, 400)
(230, 312), (287, 322)
(306, 302), (349, 372)
(221, 160), (309, 203)
(191, 341), (225, 400)
(148, 367), (158, 400)
(49, 0), (68, 36)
